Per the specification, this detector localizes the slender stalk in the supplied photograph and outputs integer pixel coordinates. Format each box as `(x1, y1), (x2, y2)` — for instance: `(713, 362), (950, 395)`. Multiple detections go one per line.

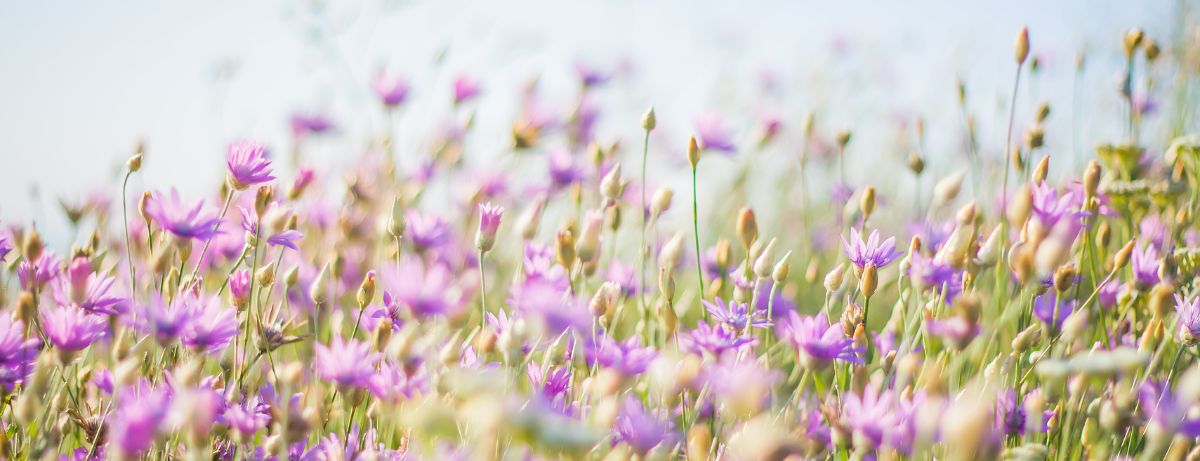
(121, 171), (137, 301)
(691, 166), (706, 302)
(640, 129), (650, 324)
(479, 250), (489, 331)
(188, 190), (236, 285)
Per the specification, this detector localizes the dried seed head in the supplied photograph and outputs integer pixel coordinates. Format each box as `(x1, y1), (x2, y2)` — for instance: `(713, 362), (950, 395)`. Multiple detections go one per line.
(1083, 161), (1102, 199)
(841, 302), (863, 337)
(736, 207), (758, 250)
(309, 264), (329, 306)
(641, 106), (657, 132)
(1114, 240), (1136, 269)
(933, 169), (967, 206)
(575, 211), (603, 263)
(1123, 27), (1145, 58)
(659, 232), (686, 271)
(651, 187), (673, 219)
(824, 263), (846, 293)
(1053, 263), (1077, 293)
(1031, 154), (1049, 184)
(1015, 26), (1031, 64)
(1035, 102), (1051, 123)
(859, 263), (878, 299)
(555, 228), (576, 268)
(687, 136), (701, 168)
(1145, 38), (1161, 61)
(600, 162), (623, 204)
(21, 228), (43, 262)
(1007, 184), (1033, 226)
(907, 152), (925, 175)
(1025, 126), (1045, 151)
(658, 267), (676, 301)
(860, 186), (877, 220)
(753, 238), (778, 279)
(772, 251), (792, 283)
(835, 130), (852, 148)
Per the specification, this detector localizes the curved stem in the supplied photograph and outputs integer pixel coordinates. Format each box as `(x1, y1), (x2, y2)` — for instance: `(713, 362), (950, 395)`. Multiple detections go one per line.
(188, 190), (236, 287)
(691, 166), (706, 305)
(121, 171), (137, 302)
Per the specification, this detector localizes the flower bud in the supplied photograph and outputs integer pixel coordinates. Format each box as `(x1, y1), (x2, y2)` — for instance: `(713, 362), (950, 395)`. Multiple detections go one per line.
(753, 238), (777, 280)
(860, 186), (876, 220)
(126, 152), (143, 173)
(1031, 154), (1049, 183)
(1015, 26), (1030, 64)
(824, 263), (846, 293)
(575, 211), (603, 263)
(641, 107), (656, 132)
(687, 136), (701, 168)
(772, 251), (791, 283)
(516, 196), (546, 241)
(555, 228), (576, 269)
(659, 232), (686, 271)
(309, 264), (329, 306)
(356, 270), (376, 308)
(600, 162), (623, 205)
(388, 198), (406, 237)
(1083, 161), (1102, 199)
(859, 263), (878, 299)
(1123, 27), (1144, 58)
(736, 207), (758, 250)
(1114, 239), (1136, 270)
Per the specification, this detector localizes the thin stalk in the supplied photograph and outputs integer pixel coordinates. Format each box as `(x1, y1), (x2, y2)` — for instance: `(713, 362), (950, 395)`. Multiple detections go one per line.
(188, 190), (236, 286)
(640, 129), (650, 325)
(691, 166), (706, 303)
(121, 171), (137, 302)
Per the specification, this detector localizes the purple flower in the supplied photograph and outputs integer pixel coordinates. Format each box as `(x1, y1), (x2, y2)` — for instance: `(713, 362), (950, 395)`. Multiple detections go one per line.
(18, 250), (61, 290)
(0, 316), (39, 391)
(225, 141), (275, 190)
(575, 63), (610, 88)
(840, 387), (900, 451)
(1030, 181), (1085, 232)
(699, 355), (780, 413)
(1176, 295), (1200, 342)
(108, 383), (171, 458)
(926, 316), (979, 350)
(42, 305), (107, 355)
(1139, 380), (1200, 437)
(290, 113), (334, 138)
(704, 297), (771, 330)
(221, 399), (270, 437)
(523, 243), (569, 290)
(528, 363), (573, 413)
(381, 257), (467, 319)
(586, 336), (656, 376)
(695, 113), (736, 153)
(614, 398), (678, 455)
(842, 228), (901, 270)
(315, 336), (377, 388)
(267, 229), (303, 250)
(475, 203), (503, 252)
(995, 389), (1051, 436)
(132, 294), (198, 346)
(229, 269), (251, 306)
(1130, 242), (1162, 288)
(0, 234), (10, 263)
(605, 261), (638, 296)
(405, 209), (452, 251)
(145, 189), (221, 241)
(548, 150), (585, 190)
(776, 311), (862, 369)
(681, 322), (756, 357)
(452, 74), (481, 104)
(51, 262), (126, 316)
(180, 294), (239, 354)
(374, 74), (410, 108)
(907, 252), (962, 301)
(1032, 292), (1076, 332)
(509, 277), (589, 337)
(368, 359), (428, 403)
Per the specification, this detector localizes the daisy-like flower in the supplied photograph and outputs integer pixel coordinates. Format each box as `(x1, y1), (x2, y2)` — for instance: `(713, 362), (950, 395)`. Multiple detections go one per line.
(1129, 242), (1162, 288)
(907, 252), (962, 302)
(1176, 294), (1200, 343)
(528, 363), (573, 413)
(0, 316), (40, 391)
(382, 257), (467, 319)
(585, 336), (657, 376)
(548, 150), (586, 190)
(452, 74), (481, 104)
(776, 311), (863, 370)
(509, 277), (589, 337)
(681, 322), (757, 357)
(368, 359), (428, 404)
(1032, 292), (1077, 332)
(290, 113), (334, 138)
(315, 336), (377, 389)
(225, 141), (274, 190)
(699, 355), (780, 415)
(108, 383), (172, 459)
(42, 305), (107, 359)
(144, 189), (221, 241)
(995, 389), (1051, 436)
(1029, 181), (1085, 232)
(613, 398), (678, 455)
(704, 297), (771, 330)
(840, 387), (898, 452)
(53, 256), (126, 315)
(228, 269), (251, 307)
(221, 399), (270, 438)
(133, 294), (198, 346)
(842, 228), (901, 271)
(180, 294), (239, 354)
(695, 113), (736, 153)
(17, 250), (61, 291)
(405, 209), (452, 251)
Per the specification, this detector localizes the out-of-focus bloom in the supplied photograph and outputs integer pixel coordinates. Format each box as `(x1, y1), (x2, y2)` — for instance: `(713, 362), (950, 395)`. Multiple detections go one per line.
(382, 257), (467, 319)
(267, 229), (303, 250)
(229, 269), (251, 306)
(108, 384), (171, 458)
(221, 399), (270, 437)
(1138, 380), (1200, 437)
(0, 316), (39, 391)
(681, 322), (756, 357)
(699, 355), (780, 415)
(475, 203), (503, 253)
(614, 398), (678, 455)
(776, 311), (862, 369)
(1130, 243), (1161, 288)
(18, 250), (62, 290)
(180, 294), (239, 354)
(144, 189), (221, 241)
(453, 74), (481, 104)
(586, 336), (656, 376)
(225, 141), (275, 190)
(509, 277), (589, 336)
(1029, 181), (1084, 232)
(0, 234), (11, 263)
(842, 228), (901, 271)
(548, 150), (585, 190)
(907, 252), (962, 301)
(840, 387), (921, 453)
(405, 209), (452, 251)
(368, 359), (428, 403)
(42, 305), (107, 354)
(524, 243), (569, 289)
(290, 113), (335, 138)
(1032, 292), (1076, 332)
(51, 263), (126, 316)
(132, 295), (198, 346)
(926, 316), (979, 349)
(995, 389), (1051, 436)
(605, 261), (638, 296)
(315, 336), (378, 389)
(1176, 295), (1200, 342)
(704, 297), (771, 330)
(575, 63), (610, 88)
(695, 113), (736, 153)
(528, 363), (573, 412)
(374, 74), (410, 108)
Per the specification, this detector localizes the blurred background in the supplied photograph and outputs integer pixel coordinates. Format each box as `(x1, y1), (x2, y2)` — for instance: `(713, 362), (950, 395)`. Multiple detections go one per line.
(0, 0), (1188, 245)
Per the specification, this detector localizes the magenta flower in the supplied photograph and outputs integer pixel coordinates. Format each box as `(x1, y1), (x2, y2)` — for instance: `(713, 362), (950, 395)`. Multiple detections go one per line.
(144, 189), (221, 241)
(1129, 242), (1162, 288)
(267, 229), (303, 250)
(315, 336), (378, 388)
(1032, 292), (1076, 332)
(180, 294), (239, 354)
(225, 140), (275, 190)
(368, 359), (428, 403)
(574, 63), (610, 88)
(613, 398), (678, 455)
(509, 277), (589, 336)
(108, 383), (171, 458)
(842, 228), (901, 270)
(695, 113), (736, 153)
(475, 203), (503, 252)
(373, 74), (410, 108)
(452, 74), (481, 104)
(221, 399), (270, 437)
(1176, 295), (1200, 341)
(382, 257), (467, 319)
(586, 336), (656, 376)
(132, 294), (198, 346)
(0, 234), (11, 263)
(405, 209), (452, 251)
(776, 311), (862, 369)
(0, 316), (40, 391)
(290, 113), (334, 138)
(681, 322), (757, 357)
(17, 250), (61, 291)
(229, 269), (251, 306)
(52, 258), (126, 315)
(704, 297), (771, 330)
(41, 305), (107, 355)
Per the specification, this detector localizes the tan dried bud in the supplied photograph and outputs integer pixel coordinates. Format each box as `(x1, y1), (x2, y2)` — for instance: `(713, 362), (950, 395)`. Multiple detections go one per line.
(1015, 26), (1031, 64)
(753, 238), (777, 280)
(835, 130), (852, 148)
(21, 229), (43, 262)
(255, 185), (274, 215)
(1145, 38), (1160, 61)
(687, 136), (701, 168)
(736, 207), (758, 250)
(659, 232), (686, 270)
(1149, 283), (1175, 319)
(575, 211), (604, 263)
(516, 196), (546, 241)
(859, 263), (878, 299)
(1123, 27), (1144, 58)
(841, 303), (863, 337)
(1012, 324), (1042, 353)
(1026, 126), (1045, 151)
(658, 268), (676, 302)
(256, 261), (277, 287)
(1031, 154), (1049, 183)
(1035, 102), (1051, 123)
(860, 186), (877, 220)
(772, 251), (791, 283)
(555, 228), (576, 268)
(126, 153), (143, 173)
(651, 187), (673, 220)
(824, 263), (846, 293)
(1114, 240), (1136, 269)
(714, 238), (732, 271)
(907, 152), (925, 175)
(388, 197), (406, 237)
(1007, 185), (1033, 226)
(1053, 263), (1077, 293)
(356, 271), (377, 308)
(309, 264), (329, 306)
(641, 107), (657, 132)
(600, 162), (623, 204)
(1083, 161), (1102, 199)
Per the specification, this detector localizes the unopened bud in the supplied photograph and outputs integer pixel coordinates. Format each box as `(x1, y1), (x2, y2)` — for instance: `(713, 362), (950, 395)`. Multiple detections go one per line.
(736, 208), (758, 250)
(1015, 26), (1030, 64)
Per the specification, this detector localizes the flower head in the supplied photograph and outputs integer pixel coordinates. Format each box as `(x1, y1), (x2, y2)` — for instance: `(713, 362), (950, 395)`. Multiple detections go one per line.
(108, 383), (171, 458)
(144, 189), (221, 241)
(1176, 294), (1200, 342)
(315, 336), (377, 388)
(180, 294), (239, 354)
(613, 398), (677, 455)
(1130, 242), (1162, 288)
(1033, 292), (1077, 332)
(453, 74), (481, 104)
(475, 203), (503, 253)
(695, 113), (736, 153)
(0, 316), (40, 391)
(225, 141), (275, 190)
(842, 228), (901, 270)
(374, 74), (410, 108)
(681, 322), (756, 357)
(704, 297), (771, 330)
(42, 305), (107, 355)
(776, 311), (863, 369)
(381, 257), (468, 319)
(585, 336), (657, 376)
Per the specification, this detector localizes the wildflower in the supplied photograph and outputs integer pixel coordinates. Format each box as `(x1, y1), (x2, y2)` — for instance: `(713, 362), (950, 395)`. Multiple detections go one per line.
(926, 316), (979, 350)
(221, 398), (270, 438)
(229, 269), (251, 307)
(475, 203), (503, 253)
(17, 250), (61, 291)
(42, 305), (107, 356)
(180, 294), (239, 354)
(995, 389), (1051, 436)
(1032, 292), (1077, 332)
(315, 336), (377, 389)
(0, 316), (39, 391)
(132, 294), (198, 346)
(290, 113), (334, 138)
(144, 189), (221, 241)
(452, 74), (481, 104)
(681, 322), (756, 357)
(1129, 242), (1162, 288)
(840, 387), (895, 451)
(1029, 181), (1084, 233)
(699, 355), (780, 415)
(575, 63), (610, 88)
(51, 262), (126, 315)
(374, 74), (410, 108)
(695, 113), (736, 153)
(907, 252), (962, 301)
(225, 141), (275, 190)
(1176, 295), (1200, 343)
(776, 311), (863, 369)
(108, 383), (171, 458)
(267, 229), (303, 250)
(528, 363), (573, 413)
(368, 359), (428, 403)
(405, 209), (452, 251)
(586, 336), (657, 376)
(509, 277), (589, 337)
(0, 234), (10, 262)
(548, 150), (585, 189)
(842, 228), (901, 271)
(381, 257), (467, 319)
(614, 398), (678, 455)
(704, 297), (771, 330)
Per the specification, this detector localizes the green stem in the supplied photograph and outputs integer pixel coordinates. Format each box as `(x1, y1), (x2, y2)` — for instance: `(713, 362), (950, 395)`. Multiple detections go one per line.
(691, 166), (706, 304)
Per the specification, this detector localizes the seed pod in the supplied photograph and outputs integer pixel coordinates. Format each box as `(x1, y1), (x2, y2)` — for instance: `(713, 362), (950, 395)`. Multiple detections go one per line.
(1083, 161), (1102, 199)
(1148, 283), (1175, 320)
(1026, 126), (1045, 151)
(575, 211), (604, 263)
(641, 107), (657, 132)
(1035, 102), (1051, 123)
(753, 238), (777, 279)
(651, 187), (673, 220)
(1007, 184), (1033, 226)
(1053, 263), (1077, 293)
(309, 264), (329, 306)
(687, 136), (701, 168)
(1030, 154), (1049, 183)
(859, 263), (878, 299)
(859, 186), (877, 221)
(824, 263), (847, 293)
(836, 130), (852, 148)
(907, 152), (925, 175)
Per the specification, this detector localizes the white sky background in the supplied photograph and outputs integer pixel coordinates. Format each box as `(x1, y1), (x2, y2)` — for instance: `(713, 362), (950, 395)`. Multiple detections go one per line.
(0, 0), (1183, 245)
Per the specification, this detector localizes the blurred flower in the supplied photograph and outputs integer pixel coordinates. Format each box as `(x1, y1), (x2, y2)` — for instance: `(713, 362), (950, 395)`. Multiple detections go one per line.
(453, 74), (481, 104)
(586, 336), (656, 376)
(777, 311), (862, 369)
(681, 322), (756, 357)
(225, 140), (275, 190)
(315, 336), (377, 389)
(382, 257), (467, 319)
(842, 228), (900, 270)
(290, 113), (334, 138)
(696, 113), (736, 153)
(221, 398), (269, 437)
(374, 74), (410, 108)
(614, 398), (677, 455)
(704, 297), (771, 330)
(405, 209), (452, 251)
(1176, 294), (1200, 342)
(368, 359), (428, 403)
(1032, 292), (1076, 332)
(510, 277), (589, 337)
(1130, 242), (1161, 288)
(108, 383), (171, 458)
(132, 294), (198, 346)
(180, 294), (239, 355)
(0, 317), (39, 391)
(145, 189), (221, 241)
(18, 250), (61, 291)
(42, 305), (107, 354)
